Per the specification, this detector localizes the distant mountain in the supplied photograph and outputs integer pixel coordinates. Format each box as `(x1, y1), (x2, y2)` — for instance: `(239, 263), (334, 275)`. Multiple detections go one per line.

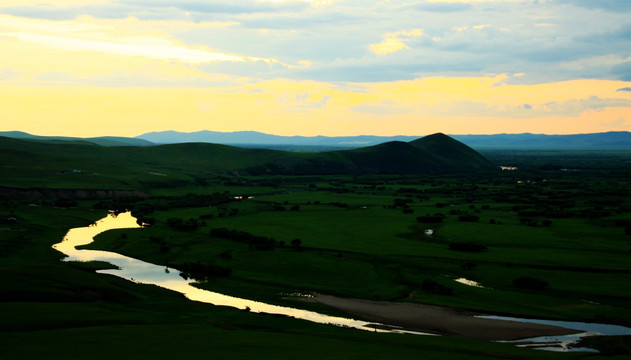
(3, 130), (629, 150)
(451, 132), (631, 149)
(136, 130), (417, 148)
(0, 131), (154, 147)
(136, 130), (631, 149)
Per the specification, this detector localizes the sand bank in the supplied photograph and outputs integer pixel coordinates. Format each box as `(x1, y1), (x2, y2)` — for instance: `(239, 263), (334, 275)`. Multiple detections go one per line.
(310, 294), (578, 340)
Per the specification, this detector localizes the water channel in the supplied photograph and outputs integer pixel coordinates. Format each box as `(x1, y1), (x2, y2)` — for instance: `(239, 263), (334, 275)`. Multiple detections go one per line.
(53, 211), (631, 352)
(53, 211), (425, 335)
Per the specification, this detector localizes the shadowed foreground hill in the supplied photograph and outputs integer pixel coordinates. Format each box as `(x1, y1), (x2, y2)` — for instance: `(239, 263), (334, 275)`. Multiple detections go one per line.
(249, 133), (494, 175)
(0, 133), (493, 188)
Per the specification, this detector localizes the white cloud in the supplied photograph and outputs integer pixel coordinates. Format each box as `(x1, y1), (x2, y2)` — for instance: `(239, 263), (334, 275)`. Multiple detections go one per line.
(370, 28), (423, 55)
(4, 32), (253, 63)
(0, 14), (276, 65)
(2, 0), (631, 83)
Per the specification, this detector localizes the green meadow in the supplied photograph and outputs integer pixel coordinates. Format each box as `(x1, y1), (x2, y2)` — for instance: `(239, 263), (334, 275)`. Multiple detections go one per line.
(1, 137), (630, 358)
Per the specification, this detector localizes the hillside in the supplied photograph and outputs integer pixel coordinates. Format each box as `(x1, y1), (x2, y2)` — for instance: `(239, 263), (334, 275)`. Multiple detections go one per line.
(0, 131), (154, 147)
(0, 133), (494, 189)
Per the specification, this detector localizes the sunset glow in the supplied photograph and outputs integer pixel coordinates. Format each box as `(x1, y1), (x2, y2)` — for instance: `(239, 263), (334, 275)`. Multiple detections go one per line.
(1, 1), (630, 136)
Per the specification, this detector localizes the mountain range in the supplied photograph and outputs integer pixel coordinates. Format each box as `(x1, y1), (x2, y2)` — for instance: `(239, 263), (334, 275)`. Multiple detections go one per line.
(0, 133), (493, 190)
(135, 130), (631, 149)
(2, 130), (630, 149)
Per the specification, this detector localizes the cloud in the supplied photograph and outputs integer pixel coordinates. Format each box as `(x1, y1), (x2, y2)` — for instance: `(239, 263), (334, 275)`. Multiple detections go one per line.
(612, 61), (631, 81)
(370, 38), (409, 55)
(617, 87), (631, 92)
(0, 14), (276, 66)
(119, 0), (312, 15)
(3, 76), (630, 137)
(411, 2), (472, 13)
(274, 92), (331, 112)
(370, 28), (423, 55)
(577, 95), (631, 111)
(3, 0), (631, 86)
(556, 0), (631, 12)
(196, 101), (214, 111)
(350, 100), (415, 115)
(4, 32), (256, 63)
(412, 96), (631, 120)
(0, 0), (110, 6)
(599, 117), (627, 128)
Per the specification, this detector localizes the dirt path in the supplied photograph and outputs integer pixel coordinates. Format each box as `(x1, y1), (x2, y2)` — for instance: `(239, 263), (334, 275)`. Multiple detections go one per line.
(309, 294), (578, 340)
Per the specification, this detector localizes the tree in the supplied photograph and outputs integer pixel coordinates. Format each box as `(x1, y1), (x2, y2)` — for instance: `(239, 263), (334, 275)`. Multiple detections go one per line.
(291, 238), (302, 248)
(513, 277), (549, 291)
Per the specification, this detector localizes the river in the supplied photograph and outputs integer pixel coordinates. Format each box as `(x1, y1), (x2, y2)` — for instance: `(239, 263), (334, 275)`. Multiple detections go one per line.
(52, 211), (425, 335)
(52, 211), (631, 352)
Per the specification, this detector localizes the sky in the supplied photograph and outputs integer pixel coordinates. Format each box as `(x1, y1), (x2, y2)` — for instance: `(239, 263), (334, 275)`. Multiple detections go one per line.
(1, 0), (631, 137)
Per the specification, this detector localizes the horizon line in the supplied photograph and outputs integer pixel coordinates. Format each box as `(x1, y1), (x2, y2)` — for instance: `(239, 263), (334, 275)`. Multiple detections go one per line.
(3, 129), (630, 139)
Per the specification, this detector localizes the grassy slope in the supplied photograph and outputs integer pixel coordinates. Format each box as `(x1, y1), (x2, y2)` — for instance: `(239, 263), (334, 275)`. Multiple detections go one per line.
(0, 204), (581, 360)
(411, 132), (494, 170)
(84, 183), (631, 327)
(2, 140), (630, 358)
(0, 133), (494, 186)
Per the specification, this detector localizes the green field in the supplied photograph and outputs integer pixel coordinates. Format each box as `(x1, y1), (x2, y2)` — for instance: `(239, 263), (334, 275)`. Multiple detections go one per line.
(1, 137), (630, 358)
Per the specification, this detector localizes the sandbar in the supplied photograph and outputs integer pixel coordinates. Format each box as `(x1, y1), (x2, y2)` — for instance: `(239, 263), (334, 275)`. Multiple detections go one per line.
(309, 294), (578, 340)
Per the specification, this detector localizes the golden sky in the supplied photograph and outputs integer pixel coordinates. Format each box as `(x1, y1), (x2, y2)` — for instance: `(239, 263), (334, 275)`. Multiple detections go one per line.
(1, 1), (631, 137)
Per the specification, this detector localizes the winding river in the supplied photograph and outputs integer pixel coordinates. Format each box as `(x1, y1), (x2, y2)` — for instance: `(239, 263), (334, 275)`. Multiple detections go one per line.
(53, 211), (426, 335)
(53, 212), (631, 352)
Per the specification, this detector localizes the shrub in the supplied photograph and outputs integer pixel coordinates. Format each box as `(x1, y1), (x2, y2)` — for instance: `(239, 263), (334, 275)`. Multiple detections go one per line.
(513, 277), (549, 291)
(210, 228), (277, 251)
(421, 279), (452, 295)
(176, 262), (231, 281)
(416, 215), (443, 224)
(448, 243), (487, 252)
(167, 217), (201, 231)
(458, 214), (479, 222)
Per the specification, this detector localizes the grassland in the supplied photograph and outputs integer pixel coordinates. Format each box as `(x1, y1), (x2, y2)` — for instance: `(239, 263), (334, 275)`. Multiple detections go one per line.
(1, 137), (630, 358)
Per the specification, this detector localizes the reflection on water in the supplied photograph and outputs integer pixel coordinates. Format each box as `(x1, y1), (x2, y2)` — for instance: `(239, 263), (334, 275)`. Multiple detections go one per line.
(502, 333), (599, 353)
(53, 212), (631, 352)
(479, 315), (631, 352)
(454, 277), (486, 288)
(479, 315), (631, 336)
(52, 212), (427, 335)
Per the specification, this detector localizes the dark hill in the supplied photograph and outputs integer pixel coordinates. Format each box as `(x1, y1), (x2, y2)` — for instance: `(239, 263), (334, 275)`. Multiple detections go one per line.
(0, 131), (154, 147)
(245, 133), (494, 175)
(410, 133), (493, 171)
(0, 133), (494, 189)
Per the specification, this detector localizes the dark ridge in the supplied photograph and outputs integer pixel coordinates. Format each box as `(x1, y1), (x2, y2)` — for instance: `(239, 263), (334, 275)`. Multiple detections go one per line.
(0, 133), (494, 179)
